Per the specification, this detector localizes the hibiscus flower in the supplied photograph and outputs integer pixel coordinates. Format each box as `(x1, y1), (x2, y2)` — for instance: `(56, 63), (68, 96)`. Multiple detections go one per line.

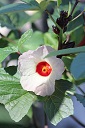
(18, 45), (65, 96)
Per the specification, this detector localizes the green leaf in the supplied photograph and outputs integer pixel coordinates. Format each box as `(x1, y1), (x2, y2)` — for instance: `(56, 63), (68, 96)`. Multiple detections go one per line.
(0, 46), (18, 63)
(75, 94), (85, 107)
(39, 1), (50, 11)
(57, 0), (62, 6)
(4, 66), (17, 76)
(0, 38), (8, 48)
(68, 2), (72, 16)
(0, 68), (36, 122)
(0, 3), (40, 15)
(75, 78), (85, 85)
(44, 32), (58, 49)
(67, 10), (84, 45)
(18, 29), (33, 53)
(21, 0), (39, 4)
(45, 46), (85, 58)
(21, 0), (32, 2)
(70, 53), (85, 79)
(44, 80), (74, 125)
(18, 30), (44, 53)
(0, 12), (30, 29)
(62, 56), (73, 71)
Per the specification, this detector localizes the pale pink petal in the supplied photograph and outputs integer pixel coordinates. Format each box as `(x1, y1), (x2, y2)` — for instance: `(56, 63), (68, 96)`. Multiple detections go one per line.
(20, 73), (50, 92)
(35, 80), (55, 96)
(45, 57), (65, 79)
(18, 58), (36, 76)
(19, 50), (34, 59)
(32, 45), (55, 59)
(42, 45), (55, 57)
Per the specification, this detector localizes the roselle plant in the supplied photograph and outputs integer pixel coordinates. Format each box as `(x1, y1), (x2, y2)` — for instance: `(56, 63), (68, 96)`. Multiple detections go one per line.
(0, 0), (85, 127)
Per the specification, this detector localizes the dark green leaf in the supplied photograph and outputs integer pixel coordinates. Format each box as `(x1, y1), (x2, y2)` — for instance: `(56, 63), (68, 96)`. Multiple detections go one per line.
(62, 56), (73, 71)
(0, 46), (18, 63)
(45, 46), (85, 58)
(0, 68), (36, 122)
(4, 66), (17, 76)
(0, 12), (30, 29)
(75, 94), (85, 107)
(70, 53), (85, 79)
(0, 124), (25, 128)
(44, 80), (74, 125)
(0, 3), (40, 15)
(0, 38), (8, 48)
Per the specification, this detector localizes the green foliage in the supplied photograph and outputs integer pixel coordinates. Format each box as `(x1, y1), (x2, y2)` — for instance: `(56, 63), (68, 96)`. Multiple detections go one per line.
(4, 66), (17, 76)
(0, 68), (36, 122)
(45, 46), (85, 58)
(0, 12), (30, 29)
(0, 0), (85, 127)
(0, 46), (18, 63)
(57, 0), (62, 6)
(70, 53), (85, 79)
(44, 32), (58, 49)
(67, 13), (84, 45)
(39, 1), (50, 11)
(0, 3), (39, 15)
(0, 2), (41, 29)
(18, 29), (44, 53)
(62, 56), (73, 71)
(44, 80), (74, 125)
(47, 1), (85, 45)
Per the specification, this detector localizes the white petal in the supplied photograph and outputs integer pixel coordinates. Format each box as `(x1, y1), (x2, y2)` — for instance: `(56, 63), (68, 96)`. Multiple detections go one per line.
(19, 50), (34, 60)
(18, 58), (36, 76)
(32, 45), (55, 59)
(42, 45), (55, 57)
(20, 73), (50, 92)
(35, 79), (55, 96)
(45, 57), (65, 80)
(32, 46), (43, 59)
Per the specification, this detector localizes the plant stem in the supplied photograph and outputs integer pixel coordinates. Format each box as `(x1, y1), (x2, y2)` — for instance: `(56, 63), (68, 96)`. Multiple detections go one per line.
(45, 10), (61, 31)
(71, 115), (85, 127)
(0, 33), (21, 55)
(70, 0), (79, 16)
(71, 10), (85, 22)
(45, 10), (63, 50)
(0, 33), (16, 44)
(58, 30), (63, 50)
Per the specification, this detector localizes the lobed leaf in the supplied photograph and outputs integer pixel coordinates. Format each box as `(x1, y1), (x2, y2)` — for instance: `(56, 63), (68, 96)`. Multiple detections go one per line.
(0, 68), (36, 122)
(44, 80), (74, 125)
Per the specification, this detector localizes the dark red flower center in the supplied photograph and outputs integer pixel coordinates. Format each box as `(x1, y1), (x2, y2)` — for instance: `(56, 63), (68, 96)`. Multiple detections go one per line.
(36, 61), (52, 76)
